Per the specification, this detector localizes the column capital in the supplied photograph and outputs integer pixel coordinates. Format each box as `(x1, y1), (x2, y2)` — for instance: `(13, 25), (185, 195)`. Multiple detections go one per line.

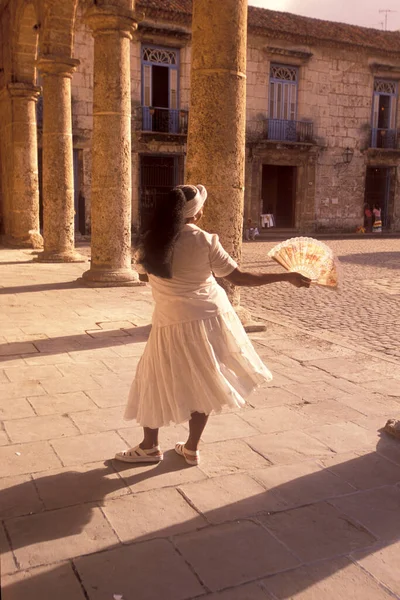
(7, 82), (42, 102)
(37, 55), (80, 78)
(84, 5), (139, 39)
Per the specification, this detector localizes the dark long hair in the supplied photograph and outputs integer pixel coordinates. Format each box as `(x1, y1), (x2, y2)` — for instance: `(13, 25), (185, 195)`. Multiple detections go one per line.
(138, 185), (197, 279)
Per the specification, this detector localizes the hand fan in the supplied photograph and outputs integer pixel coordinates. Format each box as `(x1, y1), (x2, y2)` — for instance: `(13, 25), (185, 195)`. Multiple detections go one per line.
(268, 237), (339, 288)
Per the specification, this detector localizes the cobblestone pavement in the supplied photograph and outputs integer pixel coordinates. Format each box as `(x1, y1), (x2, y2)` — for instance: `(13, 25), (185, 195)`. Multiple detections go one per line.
(0, 246), (400, 600)
(242, 238), (400, 359)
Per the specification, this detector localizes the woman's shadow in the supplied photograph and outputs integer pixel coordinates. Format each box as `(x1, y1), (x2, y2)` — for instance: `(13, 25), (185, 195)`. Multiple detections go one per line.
(2, 433), (400, 599)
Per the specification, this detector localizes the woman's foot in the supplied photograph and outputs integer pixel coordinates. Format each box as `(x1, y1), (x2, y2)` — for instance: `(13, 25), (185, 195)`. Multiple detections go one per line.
(175, 442), (200, 466)
(115, 444), (163, 463)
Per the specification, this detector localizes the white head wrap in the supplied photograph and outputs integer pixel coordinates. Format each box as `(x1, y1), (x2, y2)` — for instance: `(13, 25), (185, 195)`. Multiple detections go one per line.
(183, 185), (208, 219)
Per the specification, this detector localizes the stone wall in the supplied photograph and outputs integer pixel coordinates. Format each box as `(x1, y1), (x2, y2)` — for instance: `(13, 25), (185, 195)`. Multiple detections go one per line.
(245, 35), (400, 232)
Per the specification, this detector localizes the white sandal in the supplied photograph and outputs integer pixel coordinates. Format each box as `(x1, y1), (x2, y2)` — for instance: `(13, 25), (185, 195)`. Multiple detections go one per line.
(115, 445), (163, 463)
(175, 442), (200, 466)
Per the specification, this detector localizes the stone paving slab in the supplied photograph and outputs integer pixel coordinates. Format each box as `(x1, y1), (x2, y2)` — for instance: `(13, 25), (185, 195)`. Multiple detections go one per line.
(75, 539), (205, 600)
(102, 487), (207, 541)
(260, 502), (377, 562)
(202, 582), (272, 599)
(331, 486), (400, 541)
(180, 473), (287, 522)
(0, 474), (44, 519)
(0, 522), (17, 576)
(31, 462), (130, 510)
(353, 541), (400, 598)
(1, 247), (400, 599)
(6, 504), (119, 569)
(175, 520), (300, 592)
(250, 461), (355, 508)
(319, 450), (400, 490)
(263, 557), (395, 600)
(2, 563), (88, 600)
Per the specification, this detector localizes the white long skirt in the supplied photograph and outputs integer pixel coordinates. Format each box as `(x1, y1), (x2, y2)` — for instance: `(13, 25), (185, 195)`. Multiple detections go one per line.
(124, 309), (272, 429)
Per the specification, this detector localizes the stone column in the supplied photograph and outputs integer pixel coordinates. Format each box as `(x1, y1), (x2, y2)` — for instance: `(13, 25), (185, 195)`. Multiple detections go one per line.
(6, 83), (42, 248)
(81, 4), (139, 286)
(186, 0), (248, 306)
(37, 55), (84, 262)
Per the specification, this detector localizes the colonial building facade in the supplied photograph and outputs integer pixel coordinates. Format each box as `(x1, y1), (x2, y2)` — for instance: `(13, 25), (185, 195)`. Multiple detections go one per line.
(2, 0), (400, 243)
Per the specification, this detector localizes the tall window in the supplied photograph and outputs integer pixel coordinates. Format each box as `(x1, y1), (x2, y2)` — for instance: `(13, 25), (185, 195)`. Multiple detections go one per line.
(372, 79), (398, 148)
(269, 64), (298, 121)
(141, 45), (179, 133)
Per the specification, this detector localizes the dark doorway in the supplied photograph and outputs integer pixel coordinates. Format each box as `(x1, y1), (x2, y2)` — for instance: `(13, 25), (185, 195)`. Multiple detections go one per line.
(38, 148), (85, 234)
(261, 165), (296, 228)
(152, 66), (169, 132)
(365, 167), (390, 229)
(139, 155), (182, 233)
(152, 66), (169, 108)
(377, 95), (391, 130)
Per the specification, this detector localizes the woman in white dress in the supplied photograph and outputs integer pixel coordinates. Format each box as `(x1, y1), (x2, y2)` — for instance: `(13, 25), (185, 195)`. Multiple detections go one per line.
(115, 185), (310, 466)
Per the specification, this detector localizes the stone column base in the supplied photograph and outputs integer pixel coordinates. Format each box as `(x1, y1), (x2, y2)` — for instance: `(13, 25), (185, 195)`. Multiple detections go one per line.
(2, 232), (43, 250)
(235, 305), (267, 333)
(36, 250), (87, 263)
(79, 267), (142, 287)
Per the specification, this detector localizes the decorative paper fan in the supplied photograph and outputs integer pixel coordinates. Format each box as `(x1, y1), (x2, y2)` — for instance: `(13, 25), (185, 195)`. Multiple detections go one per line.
(268, 237), (339, 288)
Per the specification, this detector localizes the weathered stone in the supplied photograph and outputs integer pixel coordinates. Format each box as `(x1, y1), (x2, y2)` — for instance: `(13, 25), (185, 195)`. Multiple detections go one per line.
(4, 83), (42, 248)
(81, 5), (140, 286)
(102, 487), (206, 541)
(75, 539), (204, 600)
(331, 486), (400, 541)
(175, 520), (299, 591)
(2, 564), (87, 600)
(186, 0), (248, 305)
(36, 56), (85, 263)
(261, 502), (376, 562)
(264, 557), (395, 600)
(7, 504), (119, 569)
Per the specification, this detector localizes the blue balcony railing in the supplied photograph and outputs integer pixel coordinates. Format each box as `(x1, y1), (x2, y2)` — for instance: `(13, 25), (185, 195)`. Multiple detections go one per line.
(371, 128), (400, 149)
(267, 118), (314, 143)
(141, 106), (188, 135)
(246, 118), (314, 144)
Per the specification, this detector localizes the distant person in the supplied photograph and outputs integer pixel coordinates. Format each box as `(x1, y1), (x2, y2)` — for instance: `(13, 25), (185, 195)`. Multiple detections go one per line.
(372, 204), (382, 232)
(244, 218), (259, 241)
(364, 203), (373, 232)
(115, 184), (310, 466)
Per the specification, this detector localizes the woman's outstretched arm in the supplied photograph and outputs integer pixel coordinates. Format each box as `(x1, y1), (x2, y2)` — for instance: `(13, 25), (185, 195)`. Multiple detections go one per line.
(225, 269), (311, 288)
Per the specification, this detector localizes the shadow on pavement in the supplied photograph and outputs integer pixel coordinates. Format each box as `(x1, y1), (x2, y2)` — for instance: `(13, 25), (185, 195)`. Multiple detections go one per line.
(2, 435), (400, 599)
(0, 281), (83, 295)
(338, 252), (400, 270)
(0, 325), (152, 362)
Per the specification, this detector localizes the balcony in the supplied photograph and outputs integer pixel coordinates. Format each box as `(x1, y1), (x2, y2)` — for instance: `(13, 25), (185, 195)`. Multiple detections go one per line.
(140, 106), (188, 135)
(246, 118), (314, 145)
(371, 128), (400, 150)
(267, 119), (314, 143)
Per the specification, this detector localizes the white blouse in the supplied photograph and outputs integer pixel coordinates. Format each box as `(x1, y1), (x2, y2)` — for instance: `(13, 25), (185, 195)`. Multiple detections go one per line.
(142, 224), (238, 326)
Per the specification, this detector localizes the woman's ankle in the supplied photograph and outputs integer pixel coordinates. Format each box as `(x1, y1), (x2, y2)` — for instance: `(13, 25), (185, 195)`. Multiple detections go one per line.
(140, 440), (159, 450)
(185, 440), (199, 452)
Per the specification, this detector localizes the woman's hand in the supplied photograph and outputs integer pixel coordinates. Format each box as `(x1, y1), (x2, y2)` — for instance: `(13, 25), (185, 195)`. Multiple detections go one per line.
(286, 272), (312, 288)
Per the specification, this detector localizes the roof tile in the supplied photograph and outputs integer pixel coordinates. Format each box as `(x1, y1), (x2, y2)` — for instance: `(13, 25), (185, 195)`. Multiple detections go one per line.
(137, 0), (400, 53)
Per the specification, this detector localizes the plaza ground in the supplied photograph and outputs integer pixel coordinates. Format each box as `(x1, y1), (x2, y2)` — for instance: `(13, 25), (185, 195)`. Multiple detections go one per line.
(0, 238), (400, 599)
